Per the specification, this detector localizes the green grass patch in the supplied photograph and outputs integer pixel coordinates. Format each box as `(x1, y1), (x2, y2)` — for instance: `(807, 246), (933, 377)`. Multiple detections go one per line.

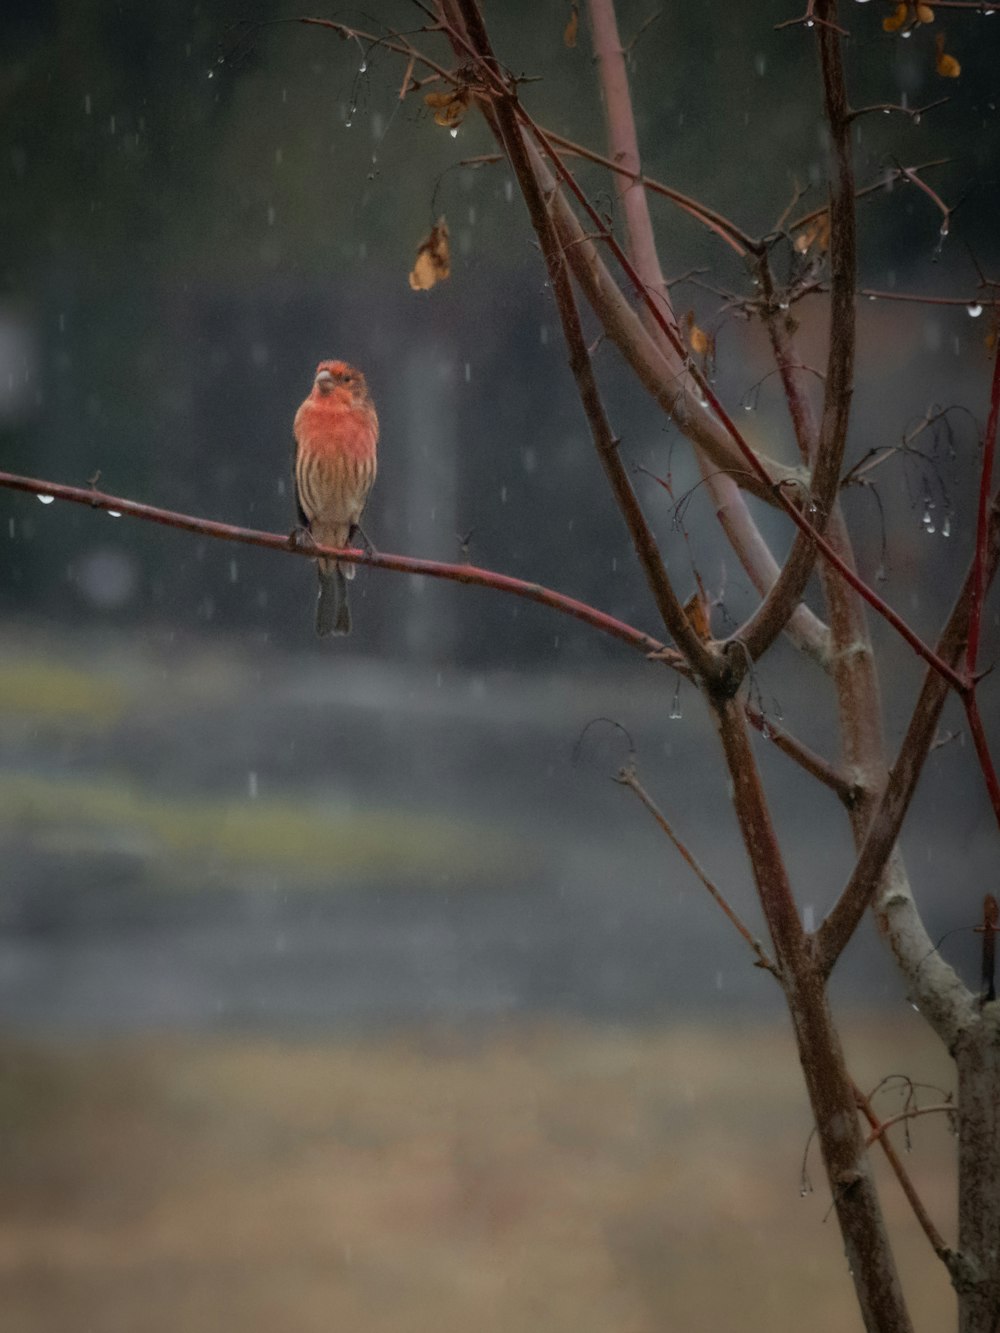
(0, 773), (523, 887)
(0, 660), (129, 725)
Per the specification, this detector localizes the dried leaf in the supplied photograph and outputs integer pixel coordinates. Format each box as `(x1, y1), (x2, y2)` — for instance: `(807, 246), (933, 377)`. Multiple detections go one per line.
(934, 32), (961, 76)
(424, 86), (470, 129)
(409, 217), (451, 292)
(883, 2), (909, 31)
(684, 590), (712, 641)
(564, 5), (579, 47)
(794, 212), (830, 255)
(916, 3), (935, 22)
(689, 323), (712, 357)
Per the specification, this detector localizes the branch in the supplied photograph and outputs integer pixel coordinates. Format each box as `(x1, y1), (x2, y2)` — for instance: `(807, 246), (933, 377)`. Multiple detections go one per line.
(744, 703), (857, 804)
(853, 1082), (955, 1268)
(616, 762), (778, 976)
(446, 0), (721, 681)
(967, 343), (1000, 676)
(0, 471), (682, 665)
(585, 0), (830, 671)
(816, 498), (1000, 988)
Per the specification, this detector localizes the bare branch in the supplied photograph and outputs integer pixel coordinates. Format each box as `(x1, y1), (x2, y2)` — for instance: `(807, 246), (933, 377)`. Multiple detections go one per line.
(0, 470), (681, 665)
(616, 762), (778, 976)
(853, 1082), (955, 1268)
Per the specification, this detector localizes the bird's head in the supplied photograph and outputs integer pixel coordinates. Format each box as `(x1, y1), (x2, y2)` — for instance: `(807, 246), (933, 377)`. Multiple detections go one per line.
(313, 360), (368, 401)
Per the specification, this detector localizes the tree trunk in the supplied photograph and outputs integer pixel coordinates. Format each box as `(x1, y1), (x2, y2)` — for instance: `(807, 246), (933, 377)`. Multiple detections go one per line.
(956, 1007), (1000, 1333)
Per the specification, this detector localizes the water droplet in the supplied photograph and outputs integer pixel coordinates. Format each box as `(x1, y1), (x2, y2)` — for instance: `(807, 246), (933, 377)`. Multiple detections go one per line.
(942, 513), (952, 538)
(901, 26), (912, 36)
(37, 494), (54, 505)
(107, 510), (122, 518)
(207, 70), (214, 80)
(449, 127), (459, 139)
(805, 17), (815, 25)
(669, 683), (683, 720)
(358, 61), (367, 74)
(967, 302), (984, 318)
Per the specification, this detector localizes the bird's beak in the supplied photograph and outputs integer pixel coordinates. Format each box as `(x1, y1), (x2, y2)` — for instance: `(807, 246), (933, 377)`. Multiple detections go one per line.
(315, 369), (334, 386)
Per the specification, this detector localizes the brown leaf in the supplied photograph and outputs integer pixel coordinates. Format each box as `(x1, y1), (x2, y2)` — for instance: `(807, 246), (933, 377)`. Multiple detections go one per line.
(794, 212), (830, 255)
(409, 217), (451, 292)
(934, 32), (961, 76)
(684, 590), (712, 641)
(916, 3), (935, 22)
(883, 2), (909, 31)
(564, 5), (579, 47)
(424, 86), (470, 129)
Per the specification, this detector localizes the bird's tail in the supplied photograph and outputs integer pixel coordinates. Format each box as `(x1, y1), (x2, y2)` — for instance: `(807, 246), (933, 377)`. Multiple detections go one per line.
(316, 560), (351, 637)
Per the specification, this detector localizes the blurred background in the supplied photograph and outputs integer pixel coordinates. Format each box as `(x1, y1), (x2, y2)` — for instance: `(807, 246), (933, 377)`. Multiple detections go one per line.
(1, 1), (998, 1328)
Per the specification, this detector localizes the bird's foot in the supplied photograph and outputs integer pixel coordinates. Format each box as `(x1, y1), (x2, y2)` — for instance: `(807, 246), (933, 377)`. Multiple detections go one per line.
(288, 525), (317, 553)
(352, 523), (378, 558)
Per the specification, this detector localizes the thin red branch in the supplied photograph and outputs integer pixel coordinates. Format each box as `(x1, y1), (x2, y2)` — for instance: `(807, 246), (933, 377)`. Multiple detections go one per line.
(0, 470), (680, 665)
(544, 129), (755, 257)
(864, 1102), (957, 1148)
(965, 695), (1000, 834)
(789, 158), (951, 235)
(968, 344), (1000, 675)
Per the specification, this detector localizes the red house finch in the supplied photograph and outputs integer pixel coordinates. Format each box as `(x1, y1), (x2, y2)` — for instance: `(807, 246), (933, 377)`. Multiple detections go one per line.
(293, 360), (379, 636)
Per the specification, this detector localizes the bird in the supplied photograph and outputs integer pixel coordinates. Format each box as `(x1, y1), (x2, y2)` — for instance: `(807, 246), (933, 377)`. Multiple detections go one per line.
(292, 360), (379, 636)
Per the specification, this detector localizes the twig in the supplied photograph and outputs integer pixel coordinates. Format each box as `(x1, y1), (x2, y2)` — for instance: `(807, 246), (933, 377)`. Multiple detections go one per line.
(744, 703), (857, 805)
(853, 1081), (955, 1267)
(848, 99), (949, 124)
(616, 763), (778, 976)
(860, 290), (997, 308)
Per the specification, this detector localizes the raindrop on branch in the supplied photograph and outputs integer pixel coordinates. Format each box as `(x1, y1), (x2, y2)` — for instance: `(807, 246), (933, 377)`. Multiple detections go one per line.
(37, 494), (54, 505)
(967, 303), (984, 318)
